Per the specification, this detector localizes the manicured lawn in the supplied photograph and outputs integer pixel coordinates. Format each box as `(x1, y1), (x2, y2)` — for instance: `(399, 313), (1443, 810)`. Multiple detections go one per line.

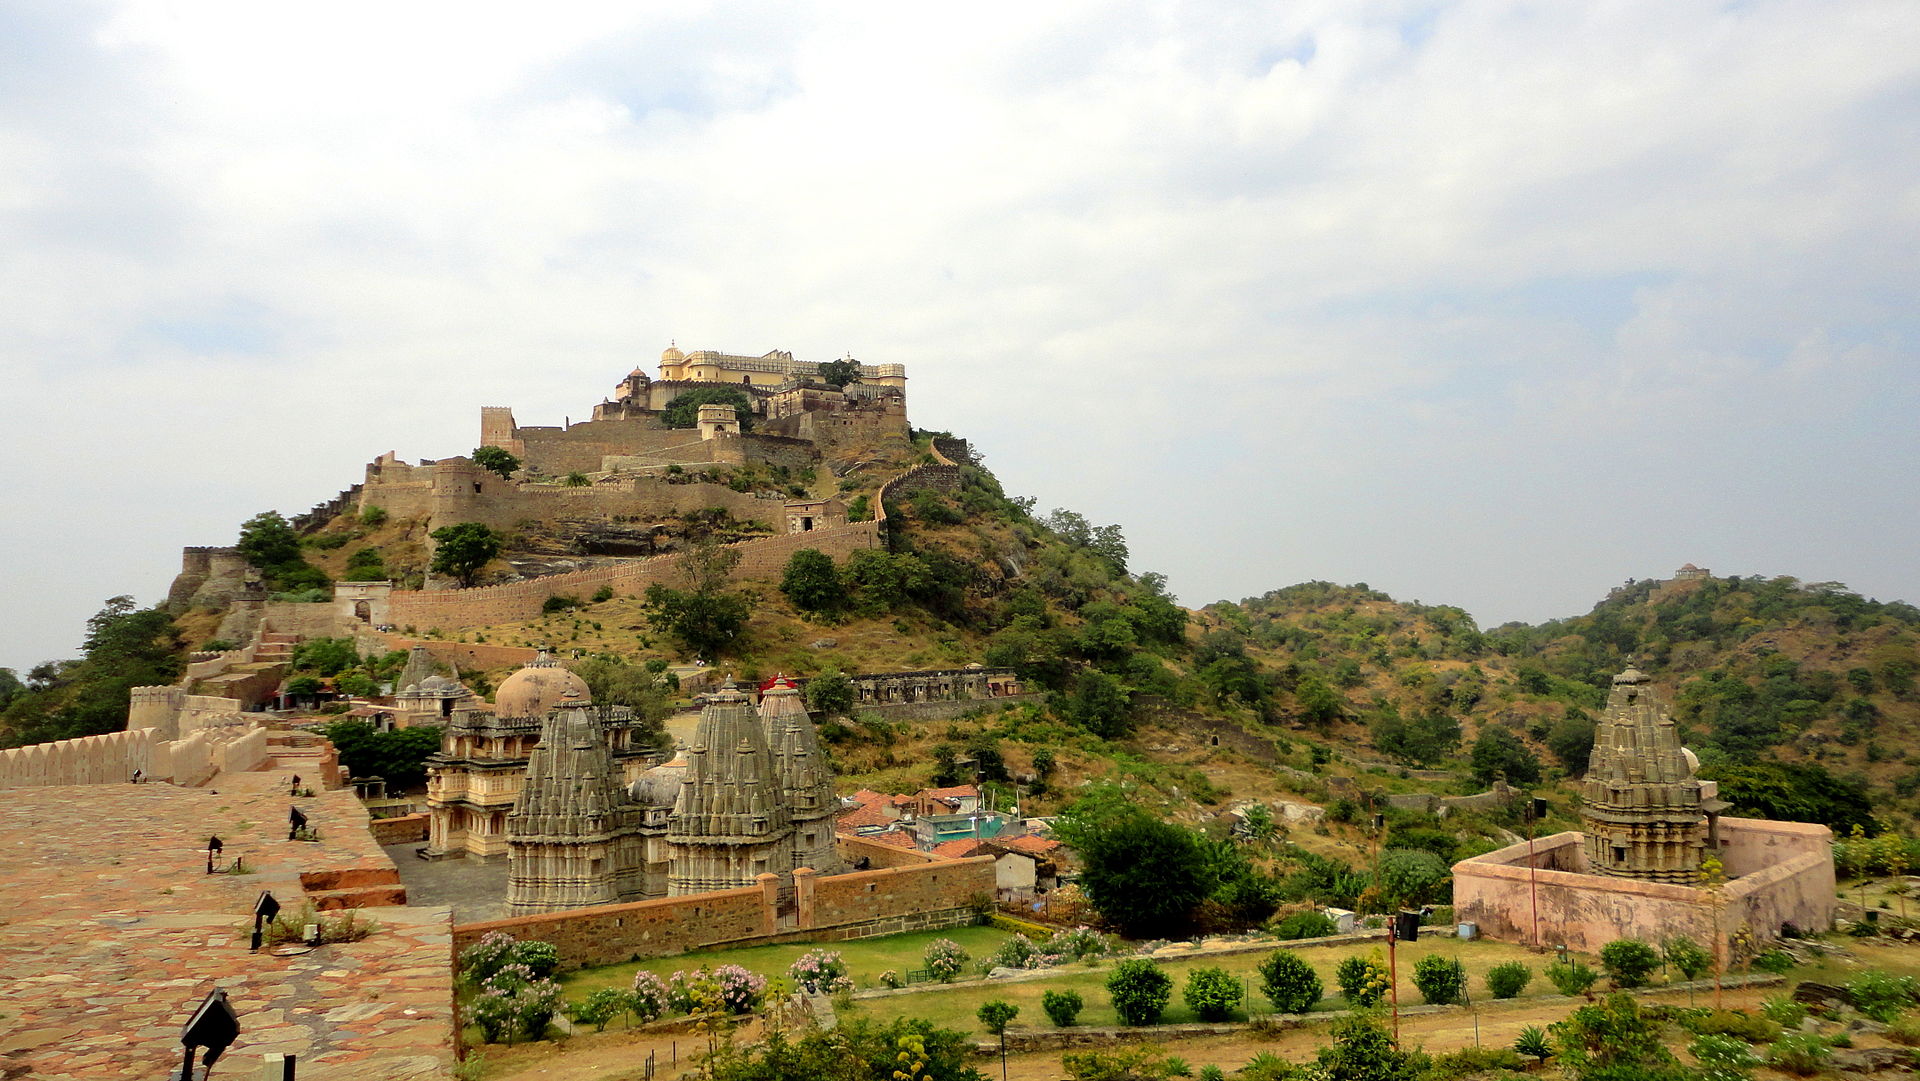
(558, 924), (1017, 997)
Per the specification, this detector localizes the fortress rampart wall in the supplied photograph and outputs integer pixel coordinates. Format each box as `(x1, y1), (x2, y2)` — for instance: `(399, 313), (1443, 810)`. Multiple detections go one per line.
(387, 520), (880, 632)
(0, 725), (270, 791)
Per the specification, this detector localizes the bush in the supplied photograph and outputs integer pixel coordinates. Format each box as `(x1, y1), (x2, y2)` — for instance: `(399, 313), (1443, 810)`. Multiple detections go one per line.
(991, 935), (1041, 970)
(667, 964), (766, 1015)
(1235, 1052), (1296, 1081)
(1513, 1025), (1552, 1063)
(591, 585), (614, 603)
(567, 988), (627, 1032)
(977, 1000), (1019, 1035)
(1600, 938), (1661, 987)
(1766, 1032), (1833, 1076)
(1182, 967), (1243, 1021)
(1888, 1015), (1920, 1046)
(1692, 1032), (1759, 1081)
(1752, 949), (1796, 974)
(923, 938), (970, 982)
(1107, 958), (1174, 1025)
(878, 970), (904, 990)
(628, 971), (669, 1022)
(1681, 1009), (1780, 1043)
(1484, 960), (1532, 999)
(1846, 969), (1919, 1022)
(1335, 952), (1390, 1007)
(1271, 910), (1337, 940)
(1429, 1046), (1528, 1079)
(1547, 958), (1599, 997)
(788, 948), (854, 995)
(1760, 995), (1807, 1028)
(1375, 847), (1451, 908)
(1044, 926), (1116, 961)
(1411, 954), (1467, 1006)
(458, 932), (558, 988)
(1062, 1047), (1186, 1081)
(1256, 950), (1323, 1014)
(1042, 989), (1084, 1026)
(1663, 936), (1713, 981)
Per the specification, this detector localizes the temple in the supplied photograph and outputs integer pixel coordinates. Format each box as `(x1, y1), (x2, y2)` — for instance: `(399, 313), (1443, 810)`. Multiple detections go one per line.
(1579, 665), (1722, 883)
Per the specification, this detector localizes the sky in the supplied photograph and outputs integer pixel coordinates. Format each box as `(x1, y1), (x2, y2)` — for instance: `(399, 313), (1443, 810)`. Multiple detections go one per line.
(2, 0), (1917, 672)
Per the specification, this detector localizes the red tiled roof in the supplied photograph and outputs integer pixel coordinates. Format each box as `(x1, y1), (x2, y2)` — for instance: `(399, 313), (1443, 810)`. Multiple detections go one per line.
(918, 784), (980, 801)
(930, 839), (987, 859)
(996, 835), (1061, 856)
(860, 830), (919, 850)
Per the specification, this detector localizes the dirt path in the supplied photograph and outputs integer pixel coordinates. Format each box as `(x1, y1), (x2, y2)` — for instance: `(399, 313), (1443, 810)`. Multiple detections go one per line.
(478, 986), (1769, 1081)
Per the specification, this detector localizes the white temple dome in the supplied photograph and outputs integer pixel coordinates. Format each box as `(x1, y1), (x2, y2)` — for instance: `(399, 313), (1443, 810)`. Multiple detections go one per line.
(494, 653), (590, 717)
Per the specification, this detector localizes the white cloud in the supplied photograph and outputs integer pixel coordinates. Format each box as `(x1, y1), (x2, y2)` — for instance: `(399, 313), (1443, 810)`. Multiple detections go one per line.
(2, 0), (1917, 668)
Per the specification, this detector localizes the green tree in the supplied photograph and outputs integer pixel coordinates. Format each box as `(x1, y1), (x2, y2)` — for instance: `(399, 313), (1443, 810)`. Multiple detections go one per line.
(568, 654), (671, 746)
(1546, 708), (1598, 774)
(805, 669), (855, 715)
(780, 549), (846, 617)
(237, 511), (330, 593)
(1182, 967), (1244, 1021)
(1371, 705), (1461, 767)
(1295, 675), (1344, 729)
(1555, 993), (1689, 1081)
(1470, 725), (1541, 785)
(472, 445), (521, 478)
(317, 720), (445, 788)
(1054, 793), (1215, 937)
(643, 538), (751, 659)
(816, 359), (863, 388)
(429, 522), (504, 586)
(1701, 759), (1875, 835)
(1315, 1012), (1423, 1081)
(662, 388), (754, 431)
(1411, 955), (1467, 1005)
(1376, 848), (1451, 908)
(344, 547), (387, 580)
(0, 597), (184, 746)
(1065, 669), (1133, 738)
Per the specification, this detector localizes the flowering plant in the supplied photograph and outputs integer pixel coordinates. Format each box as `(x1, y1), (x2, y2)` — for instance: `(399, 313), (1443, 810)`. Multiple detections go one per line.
(924, 938), (971, 982)
(630, 970), (670, 1021)
(788, 949), (855, 995)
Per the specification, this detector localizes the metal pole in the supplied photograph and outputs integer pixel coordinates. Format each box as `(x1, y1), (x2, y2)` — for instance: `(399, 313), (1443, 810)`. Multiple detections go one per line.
(1527, 804), (1541, 950)
(1388, 920), (1400, 1046)
(179, 1044), (196, 1081)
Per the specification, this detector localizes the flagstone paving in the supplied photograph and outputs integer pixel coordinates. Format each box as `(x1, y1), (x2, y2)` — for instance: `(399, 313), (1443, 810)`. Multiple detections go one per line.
(0, 769), (457, 1079)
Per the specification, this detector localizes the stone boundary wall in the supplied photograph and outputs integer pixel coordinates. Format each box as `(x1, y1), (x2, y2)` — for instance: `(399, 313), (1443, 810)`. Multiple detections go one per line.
(1452, 824), (1835, 956)
(451, 854), (995, 971)
(879, 463), (963, 508)
(369, 812), (431, 846)
(853, 693), (1045, 725)
(0, 725), (269, 790)
(353, 632), (540, 673)
(1384, 780), (1517, 815)
(385, 520), (881, 633)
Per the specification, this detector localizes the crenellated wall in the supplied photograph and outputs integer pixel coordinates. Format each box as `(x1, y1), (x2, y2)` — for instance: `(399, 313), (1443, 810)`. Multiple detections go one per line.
(0, 725), (269, 791)
(386, 520), (880, 633)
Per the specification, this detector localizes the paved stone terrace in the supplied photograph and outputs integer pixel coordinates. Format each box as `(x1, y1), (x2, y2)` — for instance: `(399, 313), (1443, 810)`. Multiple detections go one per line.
(0, 769), (457, 1079)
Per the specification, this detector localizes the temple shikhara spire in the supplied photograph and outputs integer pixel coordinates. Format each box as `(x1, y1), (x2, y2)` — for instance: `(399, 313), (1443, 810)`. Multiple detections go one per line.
(1579, 665), (1713, 884)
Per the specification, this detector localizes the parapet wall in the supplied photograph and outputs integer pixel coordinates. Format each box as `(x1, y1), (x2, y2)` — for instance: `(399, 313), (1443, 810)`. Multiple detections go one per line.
(0, 725), (269, 791)
(387, 520), (881, 633)
(1452, 821), (1836, 956)
(451, 852), (994, 971)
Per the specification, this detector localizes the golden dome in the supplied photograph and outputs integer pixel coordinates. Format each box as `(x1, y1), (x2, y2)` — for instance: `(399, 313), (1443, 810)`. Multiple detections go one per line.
(661, 344), (686, 363)
(494, 653), (591, 717)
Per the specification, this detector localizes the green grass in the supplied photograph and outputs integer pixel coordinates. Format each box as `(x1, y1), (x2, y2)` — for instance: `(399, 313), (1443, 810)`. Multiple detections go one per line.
(558, 925), (1017, 997)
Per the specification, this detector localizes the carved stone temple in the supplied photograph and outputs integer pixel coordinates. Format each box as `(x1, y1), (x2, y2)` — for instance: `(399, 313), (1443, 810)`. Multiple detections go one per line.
(1579, 664), (1723, 884)
(504, 677), (843, 915)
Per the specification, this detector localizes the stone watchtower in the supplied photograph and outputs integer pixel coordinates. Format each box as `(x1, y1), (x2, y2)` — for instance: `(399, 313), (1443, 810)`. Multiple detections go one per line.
(759, 677), (844, 876)
(504, 693), (647, 914)
(1580, 666), (1709, 884)
(666, 681), (795, 895)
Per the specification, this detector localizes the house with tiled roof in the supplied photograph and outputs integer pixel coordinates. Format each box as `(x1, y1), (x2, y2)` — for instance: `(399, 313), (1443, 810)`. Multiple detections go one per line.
(925, 835), (1062, 901)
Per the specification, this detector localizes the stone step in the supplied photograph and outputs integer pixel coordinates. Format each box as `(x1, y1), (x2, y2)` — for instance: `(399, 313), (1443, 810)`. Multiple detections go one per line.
(307, 883), (408, 910)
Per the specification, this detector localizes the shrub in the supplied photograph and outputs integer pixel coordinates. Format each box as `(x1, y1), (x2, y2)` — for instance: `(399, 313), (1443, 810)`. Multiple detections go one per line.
(541, 594), (580, 614)
(1547, 958), (1599, 997)
(1182, 967), (1244, 1021)
(1681, 1009), (1779, 1043)
(472, 975), (564, 1043)
(923, 938), (970, 982)
(1846, 969), (1919, 1022)
(977, 1000), (1019, 1035)
(567, 988), (626, 1032)
(1042, 989), (1084, 1026)
(1600, 938), (1660, 988)
(628, 971), (669, 1022)
(1271, 910), (1337, 940)
(1766, 1032), (1833, 1076)
(1256, 950), (1323, 1014)
(1062, 1047), (1186, 1081)
(1888, 1015), (1920, 1046)
(1760, 995), (1807, 1028)
(788, 948), (854, 995)
(878, 969), (904, 990)
(1691, 1032), (1759, 1081)
(1411, 954), (1467, 1006)
(1235, 1052), (1296, 1081)
(458, 932), (558, 988)
(1044, 926), (1116, 961)
(591, 585), (614, 603)
(667, 964), (766, 1015)
(1513, 1025), (1552, 1063)
(1752, 949), (1796, 974)
(991, 935), (1041, 970)
(1335, 951), (1390, 1007)
(1429, 1046), (1528, 1079)
(1375, 847), (1451, 907)
(1484, 960), (1532, 999)
(1107, 958), (1174, 1025)
(1663, 936), (1713, 981)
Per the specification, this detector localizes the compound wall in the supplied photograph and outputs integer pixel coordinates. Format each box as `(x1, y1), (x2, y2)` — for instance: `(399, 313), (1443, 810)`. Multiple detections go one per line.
(0, 725), (269, 791)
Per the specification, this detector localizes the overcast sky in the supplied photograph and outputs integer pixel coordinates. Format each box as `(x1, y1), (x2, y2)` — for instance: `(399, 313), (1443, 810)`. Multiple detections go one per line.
(3, 1), (1917, 673)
